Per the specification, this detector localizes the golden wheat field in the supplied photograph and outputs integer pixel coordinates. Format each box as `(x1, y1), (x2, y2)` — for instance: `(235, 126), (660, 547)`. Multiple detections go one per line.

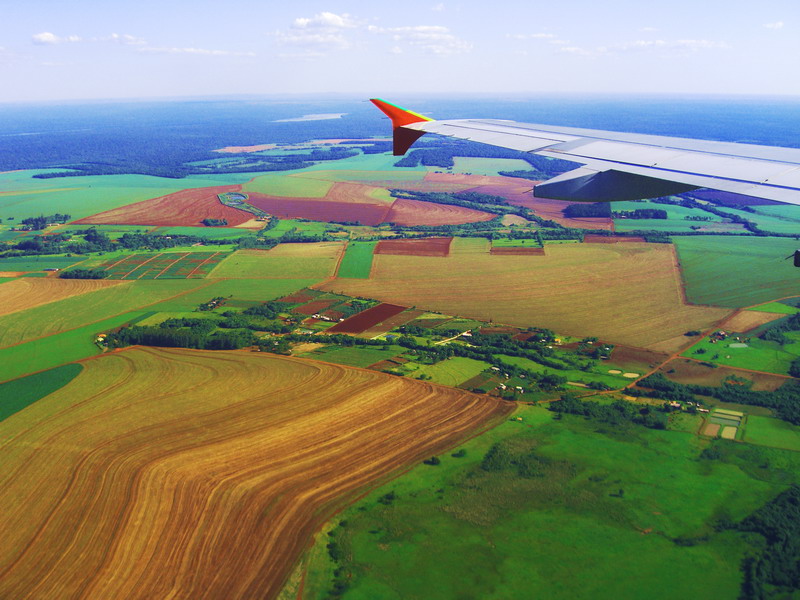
(0, 347), (510, 600)
(0, 277), (122, 318)
(318, 238), (732, 351)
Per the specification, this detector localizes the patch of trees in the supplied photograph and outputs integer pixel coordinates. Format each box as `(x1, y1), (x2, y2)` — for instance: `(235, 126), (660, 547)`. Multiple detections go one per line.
(243, 301), (293, 319)
(59, 268), (107, 279)
(562, 203), (612, 218)
(389, 189), (531, 219)
(202, 218), (228, 226)
(106, 323), (254, 351)
(19, 213), (71, 230)
(719, 485), (800, 600)
(548, 394), (668, 429)
(759, 312), (800, 344)
(613, 209), (668, 219)
(632, 372), (800, 425)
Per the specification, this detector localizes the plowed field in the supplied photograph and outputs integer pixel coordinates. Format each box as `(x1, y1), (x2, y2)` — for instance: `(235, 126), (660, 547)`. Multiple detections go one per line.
(490, 247), (546, 255)
(0, 347), (510, 600)
(317, 238), (731, 350)
(584, 235), (647, 243)
(74, 185), (254, 227)
(327, 303), (408, 334)
(375, 237), (453, 257)
(247, 193), (391, 226)
(384, 199), (494, 226)
(0, 278), (121, 317)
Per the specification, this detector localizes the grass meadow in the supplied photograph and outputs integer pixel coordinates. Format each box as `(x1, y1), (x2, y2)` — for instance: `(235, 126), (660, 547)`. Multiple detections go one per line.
(210, 244), (343, 280)
(682, 335), (797, 375)
(675, 236), (800, 307)
(299, 405), (797, 600)
(336, 242), (376, 278)
(299, 345), (404, 369)
(743, 415), (800, 452)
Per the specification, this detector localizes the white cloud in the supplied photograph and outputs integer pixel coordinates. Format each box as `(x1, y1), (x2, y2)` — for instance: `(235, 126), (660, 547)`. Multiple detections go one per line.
(640, 26), (658, 32)
(139, 47), (255, 56)
(764, 21), (784, 29)
(371, 24), (471, 55)
(507, 33), (556, 40)
(32, 32), (81, 45)
(293, 12), (358, 29)
(432, 3), (445, 11)
(559, 38), (728, 58)
(101, 33), (147, 45)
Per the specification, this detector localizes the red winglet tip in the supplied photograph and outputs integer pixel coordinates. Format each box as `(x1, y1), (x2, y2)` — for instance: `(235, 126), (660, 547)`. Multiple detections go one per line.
(370, 98), (432, 129)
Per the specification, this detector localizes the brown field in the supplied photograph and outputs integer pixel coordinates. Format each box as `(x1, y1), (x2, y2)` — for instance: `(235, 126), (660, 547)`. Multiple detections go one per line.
(480, 326), (522, 336)
(722, 310), (787, 333)
(278, 289), (322, 303)
(75, 185), (255, 227)
(292, 299), (337, 315)
(608, 345), (671, 371)
(0, 347), (510, 600)
(327, 303), (408, 334)
(247, 193), (390, 226)
(358, 308), (424, 337)
(584, 235), (647, 243)
(704, 423), (721, 436)
(0, 277), (121, 317)
(659, 358), (787, 392)
(490, 246), (546, 256)
(375, 237), (453, 257)
(384, 198), (494, 226)
(316, 238), (731, 350)
(421, 173), (614, 231)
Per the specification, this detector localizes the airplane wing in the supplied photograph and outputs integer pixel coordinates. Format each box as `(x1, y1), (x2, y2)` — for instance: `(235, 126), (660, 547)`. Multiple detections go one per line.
(370, 98), (800, 206)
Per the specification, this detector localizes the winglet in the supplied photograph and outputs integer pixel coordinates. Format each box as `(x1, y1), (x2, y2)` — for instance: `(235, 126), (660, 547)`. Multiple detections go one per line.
(370, 98), (433, 156)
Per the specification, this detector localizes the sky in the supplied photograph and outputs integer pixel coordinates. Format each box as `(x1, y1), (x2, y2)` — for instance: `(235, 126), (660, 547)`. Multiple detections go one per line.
(0, 0), (798, 103)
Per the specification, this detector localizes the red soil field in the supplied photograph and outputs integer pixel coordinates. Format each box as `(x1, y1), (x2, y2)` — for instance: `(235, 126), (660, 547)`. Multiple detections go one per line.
(584, 235), (647, 243)
(375, 237), (453, 257)
(327, 303), (408, 334)
(384, 198), (494, 226)
(278, 289), (320, 303)
(490, 247), (546, 255)
(75, 185), (254, 227)
(479, 326), (522, 336)
(292, 299), (337, 315)
(247, 193), (391, 226)
(358, 308), (424, 337)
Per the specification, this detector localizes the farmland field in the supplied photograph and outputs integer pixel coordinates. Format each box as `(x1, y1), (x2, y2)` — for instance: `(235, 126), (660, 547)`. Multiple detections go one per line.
(659, 358), (787, 392)
(297, 405), (790, 600)
(211, 244), (343, 279)
(682, 334), (798, 375)
(336, 241), (376, 278)
(0, 255), (87, 271)
(375, 237), (453, 257)
(0, 277), (122, 317)
(0, 280), (205, 348)
(749, 301), (800, 315)
(318, 238), (731, 350)
(298, 344), (404, 368)
(0, 347), (510, 600)
(675, 236), (800, 307)
(0, 364), (82, 421)
(412, 357), (492, 387)
(74, 185), (256, 227)
(327, 303), (408, 334)
(744, 415), (800, 451)
(93, 251), (227, 280)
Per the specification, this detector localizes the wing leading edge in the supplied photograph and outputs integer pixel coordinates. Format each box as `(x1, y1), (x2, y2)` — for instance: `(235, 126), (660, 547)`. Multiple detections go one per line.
(370, 98), (800, 206)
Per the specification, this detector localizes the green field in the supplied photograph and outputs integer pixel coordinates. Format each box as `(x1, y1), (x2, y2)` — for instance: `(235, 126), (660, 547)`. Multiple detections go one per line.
(299, 345), (403, 368)
(151, 226), (251, 239)
(682, 335), (797, 375)
(674, 236), (800, 307)
(0, 280), (205, 349)
(260, 219), (339, 239)
(492, 238), (543, 248)
(614, 200), (728, 232)
(299, 405), (793, 600)
(0, 256), (86, 271)
(211, 244), (342, 279)
(749, 301), (800, 315)
(0, 363), (83, 421)
(148, 279), (317, 310)
(744, 415), (800, 451)
(498, 354), (636, 389)
(452, 157), (532, 176)
(337, 242), (376, 278)
(411, 357), (491, 387)
(719, 206), (800, 235)
(241, 172), (333, 197)
(0, 311), (146, 383)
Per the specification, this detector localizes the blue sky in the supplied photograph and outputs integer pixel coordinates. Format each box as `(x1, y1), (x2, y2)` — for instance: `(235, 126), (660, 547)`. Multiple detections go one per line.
(1, 0), (797, 102)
